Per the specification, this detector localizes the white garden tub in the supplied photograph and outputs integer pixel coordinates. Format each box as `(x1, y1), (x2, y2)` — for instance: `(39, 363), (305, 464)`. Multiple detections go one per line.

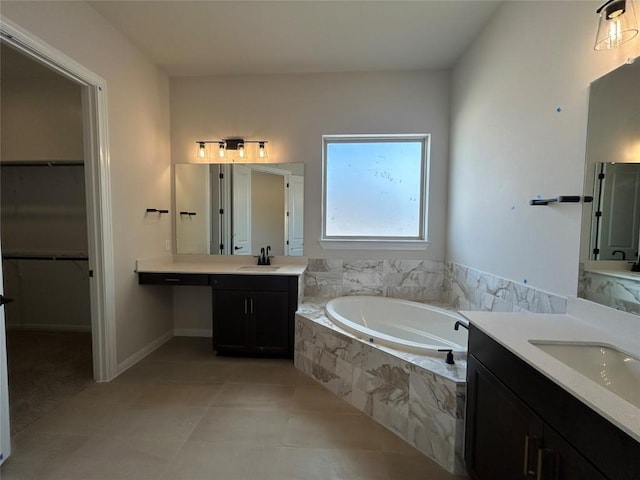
(325, 295), (468, 355)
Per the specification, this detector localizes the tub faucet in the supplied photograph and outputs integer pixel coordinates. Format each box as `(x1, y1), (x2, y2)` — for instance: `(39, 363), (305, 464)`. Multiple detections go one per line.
(438, 349), (455, 365)
(612, 250), (626, 260)
(454, 320), (468, 331)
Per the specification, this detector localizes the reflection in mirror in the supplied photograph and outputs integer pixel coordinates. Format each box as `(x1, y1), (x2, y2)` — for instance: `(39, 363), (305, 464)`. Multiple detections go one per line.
(588, 163), (640, 261)
(579, 58), (640, 315)
(175, 163), (304, 256)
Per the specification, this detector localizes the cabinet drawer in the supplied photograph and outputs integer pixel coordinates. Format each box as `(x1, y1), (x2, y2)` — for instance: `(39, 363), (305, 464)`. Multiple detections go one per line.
(211, 274), (292, 291)
(138, 272), (210, 286)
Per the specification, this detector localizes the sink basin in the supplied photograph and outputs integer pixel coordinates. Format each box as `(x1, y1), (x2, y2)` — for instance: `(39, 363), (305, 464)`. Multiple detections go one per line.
(529, 341), (640, 408)
(235, 265), (280, 272)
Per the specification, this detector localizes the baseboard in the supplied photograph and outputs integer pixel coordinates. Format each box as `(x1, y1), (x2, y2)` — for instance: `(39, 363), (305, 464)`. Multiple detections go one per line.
(173, 328), (212, 337)
(116, 330), (173, 376)
(6, 324), (91, 333)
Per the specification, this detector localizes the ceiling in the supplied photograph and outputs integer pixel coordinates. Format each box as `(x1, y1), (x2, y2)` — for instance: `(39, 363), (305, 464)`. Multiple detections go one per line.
(88, 0), (502, 77)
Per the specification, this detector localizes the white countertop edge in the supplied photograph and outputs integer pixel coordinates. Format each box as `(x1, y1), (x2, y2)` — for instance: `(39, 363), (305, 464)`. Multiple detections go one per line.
(582, 260), (640, 281)
(459, 311), (640, 443)
(135, 255), (307, 276)
(584, 268), (640, 281)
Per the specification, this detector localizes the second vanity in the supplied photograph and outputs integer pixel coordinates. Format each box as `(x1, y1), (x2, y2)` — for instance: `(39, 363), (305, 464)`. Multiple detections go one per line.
(136, 255), (307, 357)
(461, 300), (640, 480)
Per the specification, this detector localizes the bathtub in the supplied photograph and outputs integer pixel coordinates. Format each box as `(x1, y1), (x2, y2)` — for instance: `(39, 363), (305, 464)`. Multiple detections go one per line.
(325, 295), (468, 354)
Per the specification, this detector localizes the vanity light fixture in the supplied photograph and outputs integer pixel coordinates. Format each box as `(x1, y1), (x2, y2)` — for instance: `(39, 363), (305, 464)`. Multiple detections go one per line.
(197, 141), (206, 158)
(195, 138), (269, 160)
(594, 0), (639, 50)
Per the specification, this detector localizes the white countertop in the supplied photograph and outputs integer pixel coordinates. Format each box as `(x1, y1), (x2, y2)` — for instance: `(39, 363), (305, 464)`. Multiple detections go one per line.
(460, 305), (640, 442)
(135, 254), (307, 276)
(583, 260), (640, 281)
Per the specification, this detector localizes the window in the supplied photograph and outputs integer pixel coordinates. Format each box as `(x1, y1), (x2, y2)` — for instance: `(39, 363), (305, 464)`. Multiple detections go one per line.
(321, 134), (430, 249)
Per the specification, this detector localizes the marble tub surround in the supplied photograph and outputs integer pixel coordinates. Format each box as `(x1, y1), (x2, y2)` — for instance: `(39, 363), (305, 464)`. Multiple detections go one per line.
(135, 254), (308, 276)
(461, 305), (640, 443)
(445, 262), (567, 314)
(295, 299), (466, 475)
(579, 264), (640, 315)
(303, 258), (567, 315)
(304, 259), (446, 301)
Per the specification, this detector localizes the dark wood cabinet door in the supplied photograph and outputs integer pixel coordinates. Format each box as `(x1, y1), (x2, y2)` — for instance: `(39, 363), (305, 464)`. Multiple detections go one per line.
(212, 290), (249, 353)
(541, 426), (607, 480)
(253, 291), (289, 354)
(466, 353), (609, 480)
(466, 355), (543, 480)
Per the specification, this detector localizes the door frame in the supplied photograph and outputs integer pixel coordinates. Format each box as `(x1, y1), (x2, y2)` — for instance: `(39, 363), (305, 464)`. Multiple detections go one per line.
(0, 18), (117, 381)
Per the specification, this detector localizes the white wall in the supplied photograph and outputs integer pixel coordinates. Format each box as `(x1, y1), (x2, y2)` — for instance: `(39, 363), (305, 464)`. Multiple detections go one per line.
(2, 1), (173, 365)
(170, 71), (451, 261)
(1, 75), (83, 161)
(449, 1), (640, 297)
(252, 171), (285, 256)
(175, 163), (210, 254)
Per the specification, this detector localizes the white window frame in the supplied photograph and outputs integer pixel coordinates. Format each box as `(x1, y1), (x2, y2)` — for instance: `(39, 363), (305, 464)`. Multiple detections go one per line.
(320, 134), (430, 250)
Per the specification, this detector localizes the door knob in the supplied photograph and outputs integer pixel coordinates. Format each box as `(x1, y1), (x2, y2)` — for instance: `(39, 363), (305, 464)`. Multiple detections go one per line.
(0, 294), (14, 306)
(234, 246), (243, 250)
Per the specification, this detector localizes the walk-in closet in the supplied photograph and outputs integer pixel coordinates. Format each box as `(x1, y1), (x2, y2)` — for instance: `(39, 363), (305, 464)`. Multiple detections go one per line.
(0, 43), (93, 434)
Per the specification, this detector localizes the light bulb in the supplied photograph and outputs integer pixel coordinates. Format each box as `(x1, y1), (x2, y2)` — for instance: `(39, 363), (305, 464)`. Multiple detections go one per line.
(258, 142), (266, 158)
(198, 142), (206, 158)
(218, 142), (226, 158)
(595, 0), (639, 50)
(238, 143), (245, 158)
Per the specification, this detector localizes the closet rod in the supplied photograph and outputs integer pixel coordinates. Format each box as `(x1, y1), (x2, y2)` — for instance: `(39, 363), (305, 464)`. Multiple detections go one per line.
(2, 254), (89, 261)
(0, 161), (84, 167)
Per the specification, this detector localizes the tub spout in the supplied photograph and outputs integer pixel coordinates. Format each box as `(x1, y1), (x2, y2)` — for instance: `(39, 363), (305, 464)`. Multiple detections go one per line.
(454, 320), (468, 331)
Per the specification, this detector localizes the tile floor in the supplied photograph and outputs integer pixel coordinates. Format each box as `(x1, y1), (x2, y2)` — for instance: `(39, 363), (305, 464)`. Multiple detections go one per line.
(1, 337), (466, 480)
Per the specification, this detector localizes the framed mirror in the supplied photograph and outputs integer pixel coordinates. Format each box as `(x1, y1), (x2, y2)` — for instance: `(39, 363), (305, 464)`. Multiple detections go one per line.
(175, 163), (304, 256)
(579, 59), (640, 314)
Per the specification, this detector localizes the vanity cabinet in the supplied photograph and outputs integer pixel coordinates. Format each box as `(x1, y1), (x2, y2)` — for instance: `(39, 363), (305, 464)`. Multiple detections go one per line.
(465, 325), (639, 480)
(211, 275), (298, 357)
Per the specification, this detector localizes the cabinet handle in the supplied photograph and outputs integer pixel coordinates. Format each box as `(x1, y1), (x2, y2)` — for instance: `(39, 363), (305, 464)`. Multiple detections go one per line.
(536, 448), (559, 480)
(163, 278), (181, 282)
(524, 435), (541, 477)
(250, 298), (254, 315)
(244, 298), (248, 315)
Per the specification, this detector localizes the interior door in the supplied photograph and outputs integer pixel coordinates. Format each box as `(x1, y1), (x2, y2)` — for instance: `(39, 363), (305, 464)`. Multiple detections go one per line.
(231, 165), (252, 255)
(287, 174), (304, 256)
(598, 163), (640, 260)
(0, 239), (11, 465)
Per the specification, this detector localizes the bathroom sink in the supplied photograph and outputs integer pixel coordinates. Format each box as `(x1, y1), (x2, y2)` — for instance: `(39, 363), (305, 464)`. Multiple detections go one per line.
(529, 340), (640, 408)
(235, 265), (280, 272)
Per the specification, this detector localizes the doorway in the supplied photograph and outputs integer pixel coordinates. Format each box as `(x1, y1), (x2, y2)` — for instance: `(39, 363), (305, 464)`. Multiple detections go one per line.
(0, 43), (94, 434)
(0, 17), (116, 456)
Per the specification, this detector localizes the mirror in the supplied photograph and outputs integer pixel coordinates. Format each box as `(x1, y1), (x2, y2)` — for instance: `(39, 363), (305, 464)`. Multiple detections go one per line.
(175, 163), (304, 256)
(579, 59), (640, 314)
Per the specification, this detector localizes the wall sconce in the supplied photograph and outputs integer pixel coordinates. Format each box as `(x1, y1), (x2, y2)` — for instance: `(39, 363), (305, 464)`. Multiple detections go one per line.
(594, 0), (639, 50)
(195, 138), (269, 160)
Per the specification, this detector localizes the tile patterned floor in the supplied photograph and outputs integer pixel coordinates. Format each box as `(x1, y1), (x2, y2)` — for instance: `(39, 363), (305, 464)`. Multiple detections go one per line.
(1, 337), (466, 479)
